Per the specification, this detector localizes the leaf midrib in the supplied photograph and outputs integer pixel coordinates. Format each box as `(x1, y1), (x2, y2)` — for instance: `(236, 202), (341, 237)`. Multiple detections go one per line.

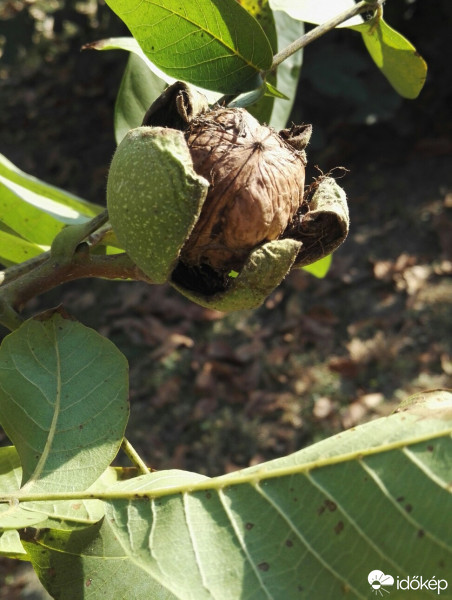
(127, 0), (268, 71)
(21, 322), (61, 491)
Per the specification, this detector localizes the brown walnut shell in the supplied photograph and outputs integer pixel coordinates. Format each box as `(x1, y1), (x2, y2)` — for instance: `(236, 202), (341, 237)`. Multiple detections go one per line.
(180, 107), (308, 271)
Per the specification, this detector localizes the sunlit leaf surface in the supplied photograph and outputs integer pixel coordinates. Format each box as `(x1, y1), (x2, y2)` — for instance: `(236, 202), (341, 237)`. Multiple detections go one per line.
(25, 391), (452, 599)
(104, 0), (273, 93)
(0, 309), (129, 493)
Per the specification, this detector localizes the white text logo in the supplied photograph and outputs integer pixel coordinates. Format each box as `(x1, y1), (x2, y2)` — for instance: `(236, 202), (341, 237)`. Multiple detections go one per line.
(367, 570), (449, 595)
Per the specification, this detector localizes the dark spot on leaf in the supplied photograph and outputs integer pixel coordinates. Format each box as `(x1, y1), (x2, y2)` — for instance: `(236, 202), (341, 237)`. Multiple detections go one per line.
(334, 521), (344, 534)
(258, 562), (270, 572)
(417, 529), (425, 538)
(293, 497), (298, 502)
(405, 504), (413, 513)
(438, 560), (445, 568)
(297, 585), (304, 592)
(245, 522), (254, 530)
(205, 492), (212, 499)
(324, 499), (337, 511)
(285, 539), (293, 547)
(47, 568), (56, 578)
(427, 445), (434, 452)
(317, 505), (325, 516)
(79, 424), (83, 429)
(396, 496), (404, 503)
(85, 578), (92, 587)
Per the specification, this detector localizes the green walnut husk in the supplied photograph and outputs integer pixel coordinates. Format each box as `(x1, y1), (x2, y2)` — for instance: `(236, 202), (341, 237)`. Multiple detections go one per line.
(172, 238), (302, 311)
(107, 126), (209, 284)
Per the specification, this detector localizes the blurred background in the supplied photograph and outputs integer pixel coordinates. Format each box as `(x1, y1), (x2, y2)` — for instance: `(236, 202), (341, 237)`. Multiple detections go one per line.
(0, 0), (451, 596)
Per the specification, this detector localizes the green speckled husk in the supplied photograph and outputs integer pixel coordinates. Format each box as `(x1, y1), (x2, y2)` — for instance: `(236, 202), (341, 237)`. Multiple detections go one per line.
(171, 239), (302, 312)
(107, 127), (209, 283)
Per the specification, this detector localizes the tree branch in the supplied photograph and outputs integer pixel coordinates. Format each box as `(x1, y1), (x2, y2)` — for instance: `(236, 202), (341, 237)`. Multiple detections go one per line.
(0, 213), (153, 331)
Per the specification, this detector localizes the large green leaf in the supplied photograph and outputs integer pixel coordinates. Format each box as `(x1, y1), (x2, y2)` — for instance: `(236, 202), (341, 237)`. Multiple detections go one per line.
(104, 0), (273, 94)
(25, 390), (452, 599)
(0, 308), (129, 493)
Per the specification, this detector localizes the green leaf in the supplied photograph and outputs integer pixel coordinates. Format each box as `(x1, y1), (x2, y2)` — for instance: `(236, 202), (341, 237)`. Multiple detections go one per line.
(104, 0), (273, 94)
(0, 447), (48, 530)
(86, 37), (222, 104)
(25, 390), (452, 599)
(234, 0), (278, 124)
(0, 154), (101, 227)
(0, 447), (123, 533)
(269, 10), (304, 129)
(0, 307), (129, 493)
(0, 153), (103, 263)
(0, 230), (48, 265)
(86, 37), (174, 84)
(359, 18), (427, 99)
(27, 467), (121, 532)
(264, 81), (289, 100)
(114, 52), (167, 144)
(302, 253), (332, 278)
(269, 1), (427, 99)
(0, 530), (28, 559)
(0, 178), (66, 246)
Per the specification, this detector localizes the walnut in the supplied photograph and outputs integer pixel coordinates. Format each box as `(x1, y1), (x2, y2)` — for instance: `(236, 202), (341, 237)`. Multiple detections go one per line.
(180, 107), (310, 271)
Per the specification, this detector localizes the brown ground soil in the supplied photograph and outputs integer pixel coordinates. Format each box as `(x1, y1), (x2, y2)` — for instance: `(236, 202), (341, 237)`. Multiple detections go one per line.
(0, 1), (451, 597)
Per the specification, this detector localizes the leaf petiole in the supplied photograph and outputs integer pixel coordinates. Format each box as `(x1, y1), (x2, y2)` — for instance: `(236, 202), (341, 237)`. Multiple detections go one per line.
(270, 0), (384, 70)
(121, 437), (150, 474)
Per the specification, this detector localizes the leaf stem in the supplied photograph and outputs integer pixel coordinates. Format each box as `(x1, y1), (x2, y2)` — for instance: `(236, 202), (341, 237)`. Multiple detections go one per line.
(50, 209), (109, 264)
(271, 0), (384, 70)
(121, 438), (150, 475)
